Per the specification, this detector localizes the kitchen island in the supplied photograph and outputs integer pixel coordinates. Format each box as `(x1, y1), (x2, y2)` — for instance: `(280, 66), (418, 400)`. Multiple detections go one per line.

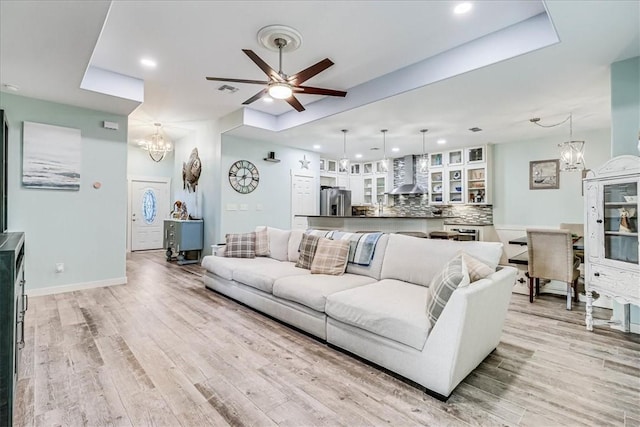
(299, 215), (457, 235)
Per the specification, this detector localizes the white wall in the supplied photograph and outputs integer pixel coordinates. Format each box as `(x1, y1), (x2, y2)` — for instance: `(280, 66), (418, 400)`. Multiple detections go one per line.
(220, 134), (319, 235)
(1, 93), (128, 294)
(493, 128), (611, 227)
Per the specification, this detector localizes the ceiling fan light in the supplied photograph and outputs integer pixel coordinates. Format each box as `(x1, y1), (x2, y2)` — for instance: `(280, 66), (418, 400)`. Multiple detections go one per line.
(268, 83), (292, 99)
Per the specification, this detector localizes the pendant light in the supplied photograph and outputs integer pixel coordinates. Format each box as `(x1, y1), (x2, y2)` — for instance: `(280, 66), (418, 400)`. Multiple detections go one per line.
(530, 113), (585, 171)
(145, 123), (173, 162)
(339, 129), (349, 172)
(380, 129), (389, 172)
(419, 129), (429, 173)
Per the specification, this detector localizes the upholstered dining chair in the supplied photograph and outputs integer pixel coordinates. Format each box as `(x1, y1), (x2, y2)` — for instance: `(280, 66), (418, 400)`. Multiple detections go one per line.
(560, 222), (585, 263)
(526, 228), (581, 310)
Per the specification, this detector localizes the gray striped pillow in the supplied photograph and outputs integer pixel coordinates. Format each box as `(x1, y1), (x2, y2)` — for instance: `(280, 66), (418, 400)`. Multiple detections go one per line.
(425, 254), (470, 328)
(224, 232), (256, 258)
(311, 238), (350, 275)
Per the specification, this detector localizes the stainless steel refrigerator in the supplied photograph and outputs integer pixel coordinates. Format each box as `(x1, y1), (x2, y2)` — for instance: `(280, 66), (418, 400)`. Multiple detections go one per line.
(320, 188), (352, 216)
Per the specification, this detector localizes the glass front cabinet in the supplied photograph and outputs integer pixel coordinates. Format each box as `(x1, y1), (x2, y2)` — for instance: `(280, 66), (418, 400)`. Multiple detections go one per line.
(584, 155), (639, 332)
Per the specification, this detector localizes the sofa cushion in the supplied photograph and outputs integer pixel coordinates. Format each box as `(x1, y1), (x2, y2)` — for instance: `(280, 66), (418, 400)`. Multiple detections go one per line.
(273, 274), (376, 312)
(311, 238), (350, 275)
(266, 227), (291, 261)
(425, 254), (470, 328)
(224, 232), (256, 258)
(295, 233), (321, 269)
(345, 234), (389, 280)
(201, 255), (278, 281)
(461, 252), (495, 284)
(255, 226), (270, 257)
(325, 279), (430, 350)
(288, 229), (304, 263)
(232, 261), (310, 293)
(380, 234), (503, 287)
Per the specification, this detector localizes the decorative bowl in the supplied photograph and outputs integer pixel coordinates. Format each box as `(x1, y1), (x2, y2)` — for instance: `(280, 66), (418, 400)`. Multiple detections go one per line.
(624, 195), (637, 202)
(455, 186), (462, 192)
(453, 171), (461, 180)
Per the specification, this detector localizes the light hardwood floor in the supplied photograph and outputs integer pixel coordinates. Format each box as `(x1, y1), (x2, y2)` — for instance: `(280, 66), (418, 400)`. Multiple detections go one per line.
(14, 251), (640, 426)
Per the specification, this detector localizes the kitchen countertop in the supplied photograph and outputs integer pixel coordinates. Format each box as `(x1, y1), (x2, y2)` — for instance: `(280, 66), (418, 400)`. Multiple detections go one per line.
(443, 222), (494, 226)
(299, 215), (457, 219)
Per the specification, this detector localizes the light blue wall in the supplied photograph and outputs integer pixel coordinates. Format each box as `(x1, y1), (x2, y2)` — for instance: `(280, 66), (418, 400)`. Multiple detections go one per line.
(172, 120), (222, 253)
(611, 56), (640, 156)
(127, 143), (175, 178)
(610, 56), (640, 328)
(0, 93), (128, 291)
(493, 128), (611, 227)
(220, 134), (319, 236)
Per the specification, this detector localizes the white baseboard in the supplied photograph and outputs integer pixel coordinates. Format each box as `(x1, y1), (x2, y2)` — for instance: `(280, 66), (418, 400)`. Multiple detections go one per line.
(27, 276), (127, 297)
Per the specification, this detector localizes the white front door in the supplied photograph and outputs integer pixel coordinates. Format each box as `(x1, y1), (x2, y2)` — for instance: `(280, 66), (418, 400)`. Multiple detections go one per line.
(291, 174), (316, 230)
(131, 180), (170, 251)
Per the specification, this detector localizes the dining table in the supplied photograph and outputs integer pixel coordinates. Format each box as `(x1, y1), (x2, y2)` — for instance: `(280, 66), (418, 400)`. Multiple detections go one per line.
(507, 236), (584, 265)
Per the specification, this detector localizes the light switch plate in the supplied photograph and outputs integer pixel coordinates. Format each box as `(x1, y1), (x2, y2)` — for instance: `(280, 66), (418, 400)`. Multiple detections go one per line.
(226, 203), (238, 211)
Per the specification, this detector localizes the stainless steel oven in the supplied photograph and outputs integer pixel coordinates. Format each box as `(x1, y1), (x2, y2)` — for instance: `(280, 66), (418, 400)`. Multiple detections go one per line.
(451, 228), (479, 241)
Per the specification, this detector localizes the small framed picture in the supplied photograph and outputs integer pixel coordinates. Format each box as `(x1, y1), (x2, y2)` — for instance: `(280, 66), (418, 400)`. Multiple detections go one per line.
(529, 159), (560, 190)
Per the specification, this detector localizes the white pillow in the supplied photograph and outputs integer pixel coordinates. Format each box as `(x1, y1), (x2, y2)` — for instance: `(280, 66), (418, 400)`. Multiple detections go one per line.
(267, 227), (291, 261)
(288, 229), (304, 262)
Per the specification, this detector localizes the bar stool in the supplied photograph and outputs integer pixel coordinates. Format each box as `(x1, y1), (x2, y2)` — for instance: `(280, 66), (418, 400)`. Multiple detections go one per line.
(429, 231), (459, 240)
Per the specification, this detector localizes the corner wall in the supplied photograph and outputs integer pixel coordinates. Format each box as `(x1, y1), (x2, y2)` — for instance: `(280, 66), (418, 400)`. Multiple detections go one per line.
(0, 93), (128, 294)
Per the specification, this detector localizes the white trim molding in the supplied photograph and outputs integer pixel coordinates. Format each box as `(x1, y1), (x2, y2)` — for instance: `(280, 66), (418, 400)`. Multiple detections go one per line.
(26, 276), (127, 297)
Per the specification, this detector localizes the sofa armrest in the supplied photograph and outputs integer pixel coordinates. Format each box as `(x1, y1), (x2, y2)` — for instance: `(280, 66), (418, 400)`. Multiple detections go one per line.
(421, 266), (517, 396)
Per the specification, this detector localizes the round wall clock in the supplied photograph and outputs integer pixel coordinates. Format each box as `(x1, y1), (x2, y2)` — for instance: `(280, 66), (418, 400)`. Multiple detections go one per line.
(228, 160), (260, 194)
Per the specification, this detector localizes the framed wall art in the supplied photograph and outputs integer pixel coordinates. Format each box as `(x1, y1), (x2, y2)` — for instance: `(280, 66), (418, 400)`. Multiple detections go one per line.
(529, 159), (560, 190)
(22, 121), (81, 190)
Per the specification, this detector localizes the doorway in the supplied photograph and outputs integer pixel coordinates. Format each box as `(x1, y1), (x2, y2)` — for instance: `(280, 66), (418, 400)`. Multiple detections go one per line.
(129, 177), (171, 251)
(291, 172), (317, 229)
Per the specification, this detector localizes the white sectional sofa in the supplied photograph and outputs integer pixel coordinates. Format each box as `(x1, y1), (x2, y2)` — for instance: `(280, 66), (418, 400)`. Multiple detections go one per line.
(201, 228), (517, 399)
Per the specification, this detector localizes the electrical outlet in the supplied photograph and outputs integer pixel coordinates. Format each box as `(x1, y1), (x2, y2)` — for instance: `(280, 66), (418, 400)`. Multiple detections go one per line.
(55, 263), (64, 273)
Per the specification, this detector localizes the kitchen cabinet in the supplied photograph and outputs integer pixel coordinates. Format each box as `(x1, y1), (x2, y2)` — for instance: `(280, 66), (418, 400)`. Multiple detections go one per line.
(429, 152), (444, 168)
(363, 162), (374, 175)
(446, 167), (464, 203)
(429, 170), (444, 204)
(349, 175), (364, 205)
(360, 174), (388, 206)
(583, 155), (639, 332)
(466, 146), (486, 163)
(467, 167), (488, 204)
(447, 149), (463, 166)
(350, 163), (361, 175)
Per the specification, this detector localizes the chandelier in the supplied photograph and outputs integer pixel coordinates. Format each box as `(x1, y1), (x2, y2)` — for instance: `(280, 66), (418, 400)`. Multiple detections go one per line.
(145, 123), (173, 162)
(530, 113), (585, 171)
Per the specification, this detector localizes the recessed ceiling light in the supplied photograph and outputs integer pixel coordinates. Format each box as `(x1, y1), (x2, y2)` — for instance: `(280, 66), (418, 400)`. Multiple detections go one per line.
(313, 144), (321, 149)
(355, 153), (363, 159)
(454, 2), (472, 14)
(140, 58), (157, 68)
(437, 139), (447, 145)
(391, 147), (400, 152)
(263, 96), (274, 103)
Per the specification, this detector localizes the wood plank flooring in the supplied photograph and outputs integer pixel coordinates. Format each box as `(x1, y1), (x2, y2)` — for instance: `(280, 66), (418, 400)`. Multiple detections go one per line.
(14, 250), (640, 426)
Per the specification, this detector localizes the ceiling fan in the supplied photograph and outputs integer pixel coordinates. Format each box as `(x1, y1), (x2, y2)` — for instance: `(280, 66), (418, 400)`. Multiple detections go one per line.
(206, 37), (347, 112)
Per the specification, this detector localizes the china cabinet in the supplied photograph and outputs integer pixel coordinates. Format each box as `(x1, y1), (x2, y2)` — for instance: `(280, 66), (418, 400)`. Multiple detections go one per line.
(363, 162), (374, 175)
(429, 170), (444, 204)
(584, 155), (639, 332)
(446, 149), (463, 166)
(446, 167), (464, 203)
(466, 146), (486, 163)
(467, 167), (488, 204)
(429, 152), (443, 168)
(350, 163), (361, 175)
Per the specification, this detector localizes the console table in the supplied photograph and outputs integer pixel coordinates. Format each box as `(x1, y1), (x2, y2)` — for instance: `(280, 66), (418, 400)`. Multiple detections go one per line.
(163, 219), (204, 265)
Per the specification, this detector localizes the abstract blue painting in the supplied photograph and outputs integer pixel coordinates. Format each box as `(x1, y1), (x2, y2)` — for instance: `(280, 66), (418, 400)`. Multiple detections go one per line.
(22, 121), (81, 190)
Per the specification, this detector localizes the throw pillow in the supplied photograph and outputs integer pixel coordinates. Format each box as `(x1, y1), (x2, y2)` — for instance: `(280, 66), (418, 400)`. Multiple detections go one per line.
(460, 252), (495, 284)
(224, 232), (256, 258)
(295, 233), (321, 269)
(255, 226), (270, 257)
(425, 253), (470, 328)
(311, 238), (350, 275)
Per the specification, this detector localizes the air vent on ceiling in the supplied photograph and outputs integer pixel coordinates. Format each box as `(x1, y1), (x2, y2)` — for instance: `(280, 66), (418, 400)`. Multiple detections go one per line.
(218, 84), (239, 94)
(469, 127), (483, 132)
(370, 147), (380, 151)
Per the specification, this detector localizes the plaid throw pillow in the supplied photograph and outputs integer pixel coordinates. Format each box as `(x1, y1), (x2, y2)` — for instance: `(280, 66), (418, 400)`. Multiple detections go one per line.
(311, 238), (350, 275)
(224, 232), (256, 258)
(425, 254), (470, 328)
(295, 233), (321, 269)
(255, 227), (270, 257)
(461, 252), (495, 284)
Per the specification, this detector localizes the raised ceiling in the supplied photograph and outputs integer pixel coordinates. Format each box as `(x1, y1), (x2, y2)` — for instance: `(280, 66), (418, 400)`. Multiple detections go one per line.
(1, 1), (638, 161)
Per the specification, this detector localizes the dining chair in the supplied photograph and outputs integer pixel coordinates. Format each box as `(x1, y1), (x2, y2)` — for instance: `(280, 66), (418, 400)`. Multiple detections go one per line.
(526, 228), (580, 310)
(560, 222), (585, 263)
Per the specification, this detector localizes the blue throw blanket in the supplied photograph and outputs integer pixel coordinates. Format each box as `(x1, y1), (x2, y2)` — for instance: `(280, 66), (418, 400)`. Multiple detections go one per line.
(326, 231), (383, 266)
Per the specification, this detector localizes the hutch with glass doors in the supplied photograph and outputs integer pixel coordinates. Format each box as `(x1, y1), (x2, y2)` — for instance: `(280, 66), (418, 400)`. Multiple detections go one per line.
(583, 155), (639, 332)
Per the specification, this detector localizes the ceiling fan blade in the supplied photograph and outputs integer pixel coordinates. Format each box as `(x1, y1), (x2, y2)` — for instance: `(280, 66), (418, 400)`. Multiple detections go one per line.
(242, 49), (282, 81)
(293, 85), (347, 97)
(285, 95), (305, 112)
(288, 58), (334, 85)
(242, 89), (269, 105)
(205, 77), (269, 85)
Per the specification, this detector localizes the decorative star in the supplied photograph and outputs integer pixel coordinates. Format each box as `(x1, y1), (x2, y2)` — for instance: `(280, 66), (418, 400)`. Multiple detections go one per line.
(299, 155), (310, 169)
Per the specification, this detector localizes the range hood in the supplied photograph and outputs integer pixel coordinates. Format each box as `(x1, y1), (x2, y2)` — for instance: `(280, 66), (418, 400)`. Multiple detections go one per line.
(388, 155), (427, 195)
